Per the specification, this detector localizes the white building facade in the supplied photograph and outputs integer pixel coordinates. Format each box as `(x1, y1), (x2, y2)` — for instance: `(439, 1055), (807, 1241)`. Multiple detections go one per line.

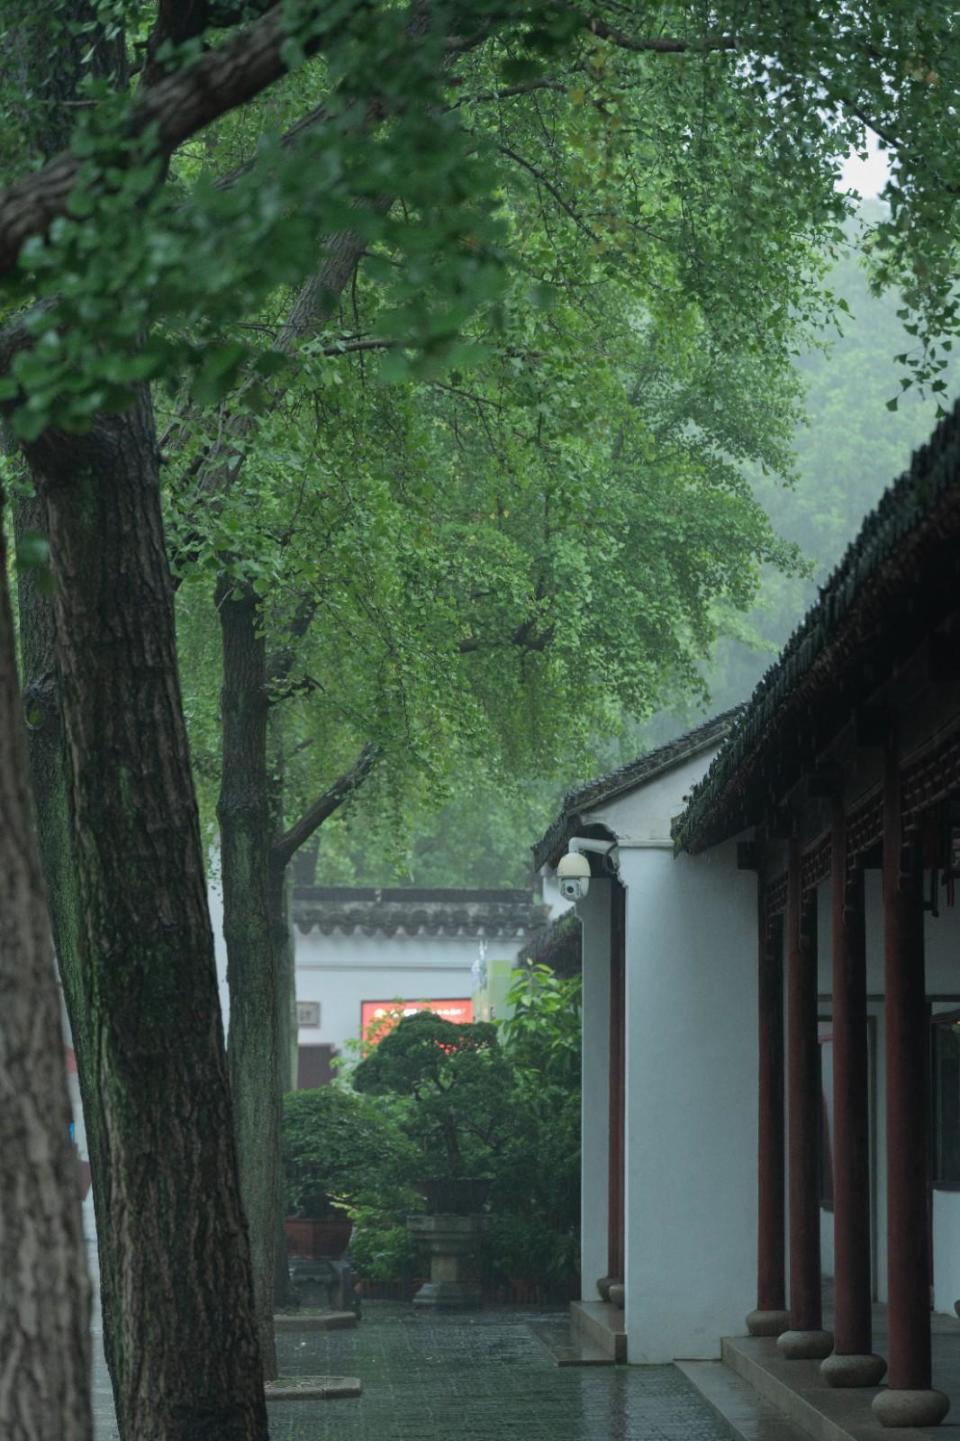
(537, 409), (960, 1430)
(289, 887), (546, 1080)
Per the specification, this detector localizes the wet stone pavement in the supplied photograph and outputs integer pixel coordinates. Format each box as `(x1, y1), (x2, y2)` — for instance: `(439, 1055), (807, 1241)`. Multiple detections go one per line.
(92, 1300), (739, 1441)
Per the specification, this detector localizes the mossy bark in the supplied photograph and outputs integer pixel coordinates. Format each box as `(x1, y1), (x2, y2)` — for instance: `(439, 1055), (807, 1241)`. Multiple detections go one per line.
(0, 499), (92, 1439)
(23, 394), (268, 1441)
(217, 576), (281, 1375)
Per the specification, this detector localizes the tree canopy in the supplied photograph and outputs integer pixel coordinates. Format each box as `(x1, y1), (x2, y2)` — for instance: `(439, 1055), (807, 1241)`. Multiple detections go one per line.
(3, 1), (960, 1432)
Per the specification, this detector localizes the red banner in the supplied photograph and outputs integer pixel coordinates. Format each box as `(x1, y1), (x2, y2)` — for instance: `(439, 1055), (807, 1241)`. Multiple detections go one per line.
(361, 997), (473, 1043)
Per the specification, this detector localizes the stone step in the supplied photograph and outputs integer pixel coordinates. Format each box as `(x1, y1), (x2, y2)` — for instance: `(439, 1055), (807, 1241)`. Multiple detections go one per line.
(720, 1336), (944, 1441)
(570, 1300), (627, 1363)
(526, 1319), (614, 1366)
(677, 1359), (814, 1441)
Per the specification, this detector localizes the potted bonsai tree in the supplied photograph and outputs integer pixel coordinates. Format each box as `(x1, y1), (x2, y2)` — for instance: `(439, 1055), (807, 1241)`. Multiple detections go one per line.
(282, 1084), (417, 1261)
(352, 1011), (511, 1307)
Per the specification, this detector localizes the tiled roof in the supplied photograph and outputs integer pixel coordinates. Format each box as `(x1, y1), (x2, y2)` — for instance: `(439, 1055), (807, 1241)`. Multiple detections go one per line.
(532, 708), (743, 870)
(517, 909), (582, 977)
(675, 397), (960, 852)
(293, 886), (546, 938)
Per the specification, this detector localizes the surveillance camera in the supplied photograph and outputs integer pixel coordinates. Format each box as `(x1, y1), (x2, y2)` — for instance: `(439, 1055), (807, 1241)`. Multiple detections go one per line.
(557, 850), (591, 900)
(559, 876), (588, 901)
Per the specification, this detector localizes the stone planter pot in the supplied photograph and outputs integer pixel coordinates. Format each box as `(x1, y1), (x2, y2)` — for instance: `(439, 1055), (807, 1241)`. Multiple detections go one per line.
(407, 1213), (488, 1309)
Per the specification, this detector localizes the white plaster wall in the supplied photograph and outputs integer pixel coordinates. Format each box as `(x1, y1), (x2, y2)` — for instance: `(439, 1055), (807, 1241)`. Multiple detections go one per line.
(294, 928), (518, 1057)
(583, 750), (721, 847)
(209, 879), (526, 1058)
(577, 880), (611, 1300)
(933, 1194), (960, 1314)
(621, 841), (758, 1362)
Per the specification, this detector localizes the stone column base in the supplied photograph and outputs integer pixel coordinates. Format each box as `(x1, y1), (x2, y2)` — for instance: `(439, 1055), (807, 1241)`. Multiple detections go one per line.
(821, 1352), (887, 1387)
(872, 1389), (950, 1428)
(746, 1309), (790, 1337)
(777, 1328), (834, 1360)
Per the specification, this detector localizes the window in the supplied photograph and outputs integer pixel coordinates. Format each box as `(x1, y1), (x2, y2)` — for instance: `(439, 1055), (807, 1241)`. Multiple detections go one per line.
(933, 1013), (960, 1189)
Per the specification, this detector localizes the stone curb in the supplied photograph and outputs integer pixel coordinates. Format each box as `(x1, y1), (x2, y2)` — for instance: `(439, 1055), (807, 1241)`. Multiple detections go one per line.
(265, 1376), (361, 1401)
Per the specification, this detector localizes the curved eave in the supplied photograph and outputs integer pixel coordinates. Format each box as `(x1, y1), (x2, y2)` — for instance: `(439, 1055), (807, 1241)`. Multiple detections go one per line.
(675, 401), (960, 854)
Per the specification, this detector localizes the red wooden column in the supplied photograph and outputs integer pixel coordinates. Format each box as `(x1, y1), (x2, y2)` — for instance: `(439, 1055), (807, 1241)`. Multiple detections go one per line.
(607, 884), (626, 1290)
(821, 801), (885, 1387)
(746, 884), (789, 1337)
(778, 839), (833, 1359)
(872, 753), (948, 1427)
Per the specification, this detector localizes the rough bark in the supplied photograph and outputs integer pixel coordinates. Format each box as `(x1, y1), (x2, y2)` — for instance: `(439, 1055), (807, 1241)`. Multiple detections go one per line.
(0, 498), (92, 1439)
(23, 390), (268, 1441)
(217, 575), (280, 1378)
(13, 486), (121, 1371)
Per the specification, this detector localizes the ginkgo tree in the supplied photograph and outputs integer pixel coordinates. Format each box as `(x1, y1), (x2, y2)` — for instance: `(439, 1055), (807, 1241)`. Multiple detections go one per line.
(2, 3), (960, 1439)
(169, 35), (826, 1366)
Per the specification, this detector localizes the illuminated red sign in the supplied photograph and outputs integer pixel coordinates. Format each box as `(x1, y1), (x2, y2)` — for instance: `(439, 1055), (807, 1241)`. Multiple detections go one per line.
(361, 998), (473, 1043)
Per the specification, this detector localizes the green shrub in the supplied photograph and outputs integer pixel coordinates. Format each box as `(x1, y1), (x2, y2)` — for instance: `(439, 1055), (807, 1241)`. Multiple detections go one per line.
(352, 1011), (513, 1178)
(282, 1084), (418, 1218)
(282, 968), (582, 1290)
(347, 1207), (418, 1281)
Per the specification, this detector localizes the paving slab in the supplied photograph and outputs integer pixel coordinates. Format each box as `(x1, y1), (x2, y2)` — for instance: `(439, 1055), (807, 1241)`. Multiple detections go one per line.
(93, 1300), (744, 1440)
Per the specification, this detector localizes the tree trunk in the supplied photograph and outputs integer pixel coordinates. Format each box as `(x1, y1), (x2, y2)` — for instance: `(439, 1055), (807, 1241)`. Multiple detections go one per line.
(268, 719), (300, 1102)
(13, 487), (122, 1371)
(268, 718), (298, 1307)
(268, 848), (298, 1309)
(217, 575), (281, 1377)
(267, 721), (297, 1097)
(24, 391), (268, 1441)
(0, 496), (93, 1439)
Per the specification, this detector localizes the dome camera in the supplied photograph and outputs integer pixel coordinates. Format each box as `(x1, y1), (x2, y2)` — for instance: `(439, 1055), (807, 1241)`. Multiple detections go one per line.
(557, 850), (591, 901)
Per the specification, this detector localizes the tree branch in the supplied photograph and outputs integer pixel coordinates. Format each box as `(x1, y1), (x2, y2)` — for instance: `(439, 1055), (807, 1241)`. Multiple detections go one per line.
(458, 617), (555, 654)
(0, 1), (366, 277)
(584, 17), (738, 54)
(497, 143), (601, 245)
(271, 742), (380, 869)
(267, 595), (319, 688)
(214, 100), (333, 191)
(451, 77), (568, 108)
